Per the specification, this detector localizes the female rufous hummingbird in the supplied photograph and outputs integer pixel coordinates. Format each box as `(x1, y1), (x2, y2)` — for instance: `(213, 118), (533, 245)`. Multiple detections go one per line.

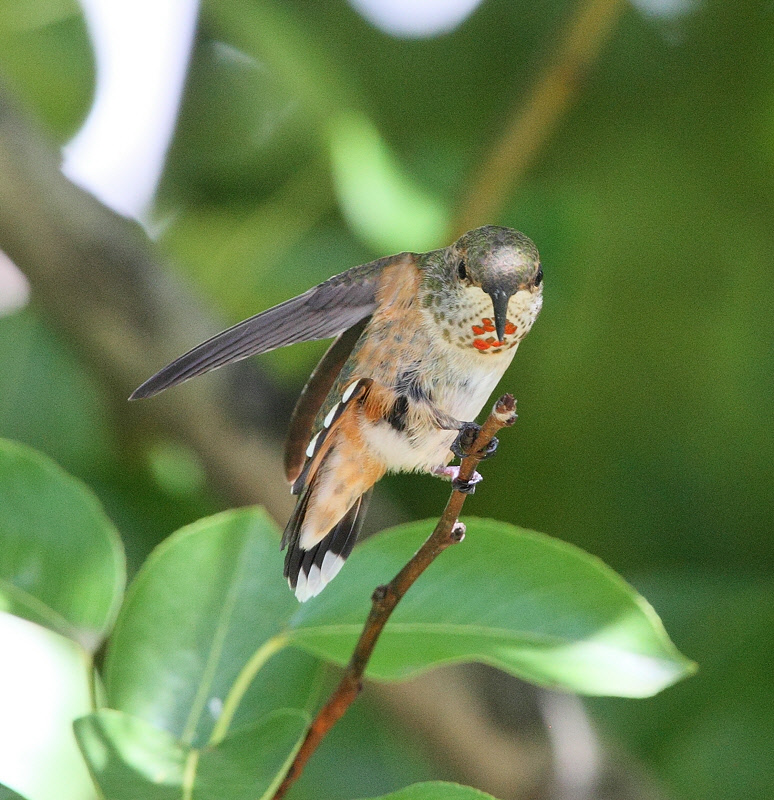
(131, 225), (543, 601)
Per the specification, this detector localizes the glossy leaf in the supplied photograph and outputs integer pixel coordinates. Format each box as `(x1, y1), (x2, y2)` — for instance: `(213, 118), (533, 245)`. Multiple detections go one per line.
(75, 708), (309, 800)
(75, 711), (187, 800)
(224, 645), (323, 736)
(356, 784), (497, 800)
(0, 439), (125, 650)
(194, 709), (308, 800)
(104, 508), (308, 747)
(288, 518), (694, 697)
(0, 613), (95, 800)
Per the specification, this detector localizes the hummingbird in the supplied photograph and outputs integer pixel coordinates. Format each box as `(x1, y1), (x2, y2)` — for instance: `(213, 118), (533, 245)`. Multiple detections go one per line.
(131, 225), (543, 601)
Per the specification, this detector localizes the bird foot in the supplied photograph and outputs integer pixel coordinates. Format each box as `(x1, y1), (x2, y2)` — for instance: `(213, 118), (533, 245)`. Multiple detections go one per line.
(450, 423), (499, 461)
(450, 423), (479, 458)
(477, 436), (499, 460)
(433, 465), (483, 494)
(452, 475), (480, 494)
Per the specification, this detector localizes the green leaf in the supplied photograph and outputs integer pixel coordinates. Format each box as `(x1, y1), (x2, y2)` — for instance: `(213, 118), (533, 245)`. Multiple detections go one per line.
(194, 709), (308, 800)
(0, 612), (95, 800)
(355, 783), (498, 800)
(291, 687), (437, 800)
(159, 36), (319, 203)
(0, 9), (93, 139)
(0, 782), (31, 800)
(206, 0), (352, 126)
(104, 508), (311, 747)
(589, 574), (774, 800)
(223, 645), (323, 736)
(0, 439), (125, 650)
(75, 708), (309, 800)
(75, 710), (188, 800)
(0, 310), (115, 476)
(288, 518), (694, 697)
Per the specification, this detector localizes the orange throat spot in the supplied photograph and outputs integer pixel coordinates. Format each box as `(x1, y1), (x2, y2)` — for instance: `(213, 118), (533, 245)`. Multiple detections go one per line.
(471, 317), (517, 350)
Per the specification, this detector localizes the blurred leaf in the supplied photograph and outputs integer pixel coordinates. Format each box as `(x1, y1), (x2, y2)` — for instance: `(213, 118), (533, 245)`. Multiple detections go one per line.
(0, 10), (93, 138)
(146, 441), (207, 499)
(0, 0), (80, 34)
(156, 170), (333, 325)
(288, 518), (694, 697)
(75, 708), (309, 800)
(0, 285), (218, 580)
(356, 784), (497, 800)
(205, 0), (353, 125)
(104, 509), (305, 747)
(0, 310), (115, 476)
(589, 574), (774, 800)
(75, 710), (187, 800)
(0, 439), (125, 650)
(0, 783), (31, 800)
(160, 36), (318, 202)
(0, 612), (95, 800)
(328, 111), (448, 253)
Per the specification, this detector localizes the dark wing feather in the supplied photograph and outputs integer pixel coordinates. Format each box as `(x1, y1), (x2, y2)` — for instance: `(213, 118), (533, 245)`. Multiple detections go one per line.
(129, 255), (401, 400)
(284, 317), (369, 483)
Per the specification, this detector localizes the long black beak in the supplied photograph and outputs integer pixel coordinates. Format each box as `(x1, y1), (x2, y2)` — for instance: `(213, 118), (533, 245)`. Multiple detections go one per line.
(488, 288), (511, 342)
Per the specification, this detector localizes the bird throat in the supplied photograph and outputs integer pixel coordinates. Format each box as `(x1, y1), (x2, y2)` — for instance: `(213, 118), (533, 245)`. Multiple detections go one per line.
(424, 285), (540, 356)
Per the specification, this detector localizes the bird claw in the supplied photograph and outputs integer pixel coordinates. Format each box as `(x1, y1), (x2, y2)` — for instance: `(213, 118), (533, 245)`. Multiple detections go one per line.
(478, 436), (499, 460)
(450, 423), (499, 461)
(452, 476), (480, 494)
(450, 423), (481, 458)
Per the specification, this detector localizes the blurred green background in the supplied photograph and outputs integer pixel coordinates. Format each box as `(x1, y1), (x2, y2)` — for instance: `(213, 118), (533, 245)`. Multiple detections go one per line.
(0, 0), (771, 798)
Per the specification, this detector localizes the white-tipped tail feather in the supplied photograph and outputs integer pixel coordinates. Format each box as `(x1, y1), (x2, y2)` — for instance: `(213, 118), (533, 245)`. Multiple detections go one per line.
(292, 552), (346, 602)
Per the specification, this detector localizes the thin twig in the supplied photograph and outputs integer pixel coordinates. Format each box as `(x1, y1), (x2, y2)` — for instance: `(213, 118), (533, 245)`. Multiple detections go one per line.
(273, 394), (518, 799)
(452, 0), (626, 234)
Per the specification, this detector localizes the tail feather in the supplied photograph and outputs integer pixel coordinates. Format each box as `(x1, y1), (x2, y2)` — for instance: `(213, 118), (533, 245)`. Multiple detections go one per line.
(283, 489), (372, 602)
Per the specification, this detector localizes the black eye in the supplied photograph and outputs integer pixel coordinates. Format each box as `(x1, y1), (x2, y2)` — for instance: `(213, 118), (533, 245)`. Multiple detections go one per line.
(534, 265), (543, 286)
(457, 259), (467, 281)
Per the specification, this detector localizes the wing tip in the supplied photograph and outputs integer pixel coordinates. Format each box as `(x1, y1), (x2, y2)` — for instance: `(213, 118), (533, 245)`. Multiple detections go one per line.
(128, 376), (166, 401)
(128, 385), (151, 401)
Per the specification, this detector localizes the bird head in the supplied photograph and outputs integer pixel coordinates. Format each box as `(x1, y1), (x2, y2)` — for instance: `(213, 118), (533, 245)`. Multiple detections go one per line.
(450, 226), (543, 342)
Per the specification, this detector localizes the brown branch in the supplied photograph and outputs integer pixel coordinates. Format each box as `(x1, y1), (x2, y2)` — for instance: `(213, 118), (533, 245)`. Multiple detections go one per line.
(0, 93), (295, 518)
(452, 0), (626, 235)
(273, 394), (519, 799)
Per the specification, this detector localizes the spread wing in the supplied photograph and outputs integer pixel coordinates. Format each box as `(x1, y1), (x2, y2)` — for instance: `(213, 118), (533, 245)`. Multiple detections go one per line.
(129, 254), (405, 400)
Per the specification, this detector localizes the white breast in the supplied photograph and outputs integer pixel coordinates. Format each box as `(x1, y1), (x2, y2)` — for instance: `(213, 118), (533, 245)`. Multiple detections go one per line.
(363, 338), (517, 474)
(363, 285), (541, 475)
